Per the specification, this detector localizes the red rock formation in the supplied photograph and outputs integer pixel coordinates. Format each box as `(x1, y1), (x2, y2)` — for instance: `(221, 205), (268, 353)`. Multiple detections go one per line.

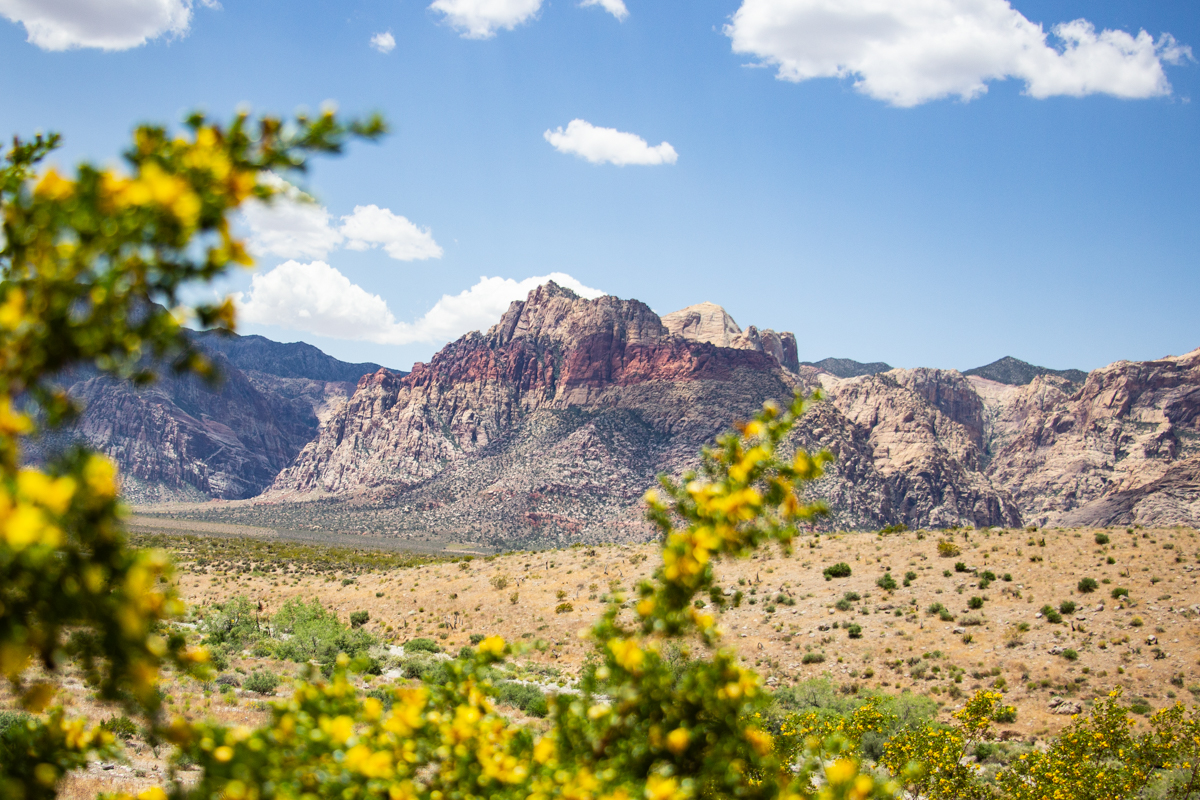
(264, 283), (1019, 545)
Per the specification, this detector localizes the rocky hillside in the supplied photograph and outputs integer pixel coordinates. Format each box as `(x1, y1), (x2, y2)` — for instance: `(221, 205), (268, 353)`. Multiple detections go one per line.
(75, 282), (1199, 544)
(45, 332), (388, 503)
(251, 284), (1024, 546)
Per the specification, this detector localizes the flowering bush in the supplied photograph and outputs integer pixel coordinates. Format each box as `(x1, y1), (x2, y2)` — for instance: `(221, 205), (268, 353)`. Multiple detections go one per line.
(3, 110), (1200, 800)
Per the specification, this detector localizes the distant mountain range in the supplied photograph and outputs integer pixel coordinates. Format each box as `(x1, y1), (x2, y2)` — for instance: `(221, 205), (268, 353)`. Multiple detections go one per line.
(51, 285), (1200, 545)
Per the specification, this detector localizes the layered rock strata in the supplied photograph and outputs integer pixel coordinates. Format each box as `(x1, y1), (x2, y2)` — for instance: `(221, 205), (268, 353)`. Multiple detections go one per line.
(265, 284), (1019, 545)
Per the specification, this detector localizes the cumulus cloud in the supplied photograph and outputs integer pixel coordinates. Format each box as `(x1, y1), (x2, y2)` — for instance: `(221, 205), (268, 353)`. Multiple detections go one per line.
(237, 265), (605, 345)
(0, 0), (210, 51)
(370, 31), (396, 52)
(724, 0), (1192, 107)
(242, 180), (343, 261)
(236, 261), (400, 343)
(241, 178), (442, 262)
(429, 0), (542, 39)
(341, 205), (444, 261)
(580, 0), (627, 22)
(544, 119), (678, 166)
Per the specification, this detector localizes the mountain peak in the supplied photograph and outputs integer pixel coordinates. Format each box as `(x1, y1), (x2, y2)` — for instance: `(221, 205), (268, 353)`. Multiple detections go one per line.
(801, 358), (892, 379)
(660, 302), (742, 348)
(964, 356), (1087, 386)
(528, 280), (582, 304)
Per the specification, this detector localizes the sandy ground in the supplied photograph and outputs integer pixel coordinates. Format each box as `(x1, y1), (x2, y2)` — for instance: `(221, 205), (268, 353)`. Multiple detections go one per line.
(23, 524), (1200, 796)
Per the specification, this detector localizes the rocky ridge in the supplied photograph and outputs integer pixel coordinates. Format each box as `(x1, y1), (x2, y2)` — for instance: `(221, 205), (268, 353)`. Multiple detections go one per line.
(256, 284), (1025, 546)
(79, 282), (1199, 544)
(46, 332), (388, 503)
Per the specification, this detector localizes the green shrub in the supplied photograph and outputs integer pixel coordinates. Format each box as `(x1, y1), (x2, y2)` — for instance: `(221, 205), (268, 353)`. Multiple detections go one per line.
(271, 598), (377, 666)
(494, 681), (549, 718)
(555, 603), (574, 614)
(801, 652), (826, 664)
(992, 705), (1018, 723)
(99, 715), (139, 741)
(1062, 649), (1078, 662)
(938, 540), (961, 557)
(1078, 577), (1098, 594)
(1112, 587), (1129, 599)
(968, 596), (984, 610)
(244, 670), (280, 695)
(0, 711), (29, 738)
(1059, 600), (1076, 615)
(847, 624), (863, 639)
(1095, 533), (1110, 545)
(404, 637), (444, 654)
(350, 611), (370, 628)
(823, 563), (852, 580)
(955, 562), (970, 573)
(469, 633), (485, 645)
(200, 595), (263, 652)
(834, 597), (853, 612)
(876, 573), (897, 591)
(401, 655), (451, 685)
(1040, 605), (1063, 624)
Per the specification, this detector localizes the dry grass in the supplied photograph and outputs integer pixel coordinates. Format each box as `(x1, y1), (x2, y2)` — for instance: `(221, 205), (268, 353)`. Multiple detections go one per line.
(11, 524), (1199, 796)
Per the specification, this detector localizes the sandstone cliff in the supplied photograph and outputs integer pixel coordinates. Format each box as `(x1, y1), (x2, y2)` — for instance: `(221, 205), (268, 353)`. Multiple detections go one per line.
(66, 282), (1200, 541)
(986, 348), (1200, 526)
(662, 302), (800, 372)
(258, 284), (1021, 546)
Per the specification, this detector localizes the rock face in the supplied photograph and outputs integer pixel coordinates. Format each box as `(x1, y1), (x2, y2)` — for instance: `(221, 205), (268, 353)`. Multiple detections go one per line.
(662, 302), (800, 372)
(264, 284), (1021, 545)
(820, 372), (1019, 528)
(47, 332), (386, 503)
(54, 281), (1200, 542)
(986, 349), (1200, 526)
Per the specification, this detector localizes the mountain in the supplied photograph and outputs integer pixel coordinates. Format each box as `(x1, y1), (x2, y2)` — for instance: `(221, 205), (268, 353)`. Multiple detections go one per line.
(192, 331), (384, 383)
(257, 284), (1020, 546)
(46, 330), (389, 503)
(800, 358), (892, 378)
(982, 350), (1200, 526)
(62, 282), (1200, 541)
(964, 355), (1087, 386)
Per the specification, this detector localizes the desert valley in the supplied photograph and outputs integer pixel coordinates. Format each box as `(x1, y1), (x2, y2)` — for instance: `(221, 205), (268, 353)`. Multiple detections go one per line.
(18, 282), (1200, 797)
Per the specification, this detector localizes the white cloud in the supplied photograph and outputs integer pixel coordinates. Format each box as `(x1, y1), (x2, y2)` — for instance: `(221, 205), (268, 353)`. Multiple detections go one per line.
(580, 0), (627, 22)
(341, 205), (444, 261)
(237, 261), (401, 343)
(544, 119), (678, 166)
(237, 265), (604, 346)
(242, 179), (343, 261)
(370, 31), (396, 53)
(407, 273), (605, 344)
(0, 0), (207, 51)
(429, 0), (542, 39)
(241, 177), (442, 262)
(724, 0), (1192, 107)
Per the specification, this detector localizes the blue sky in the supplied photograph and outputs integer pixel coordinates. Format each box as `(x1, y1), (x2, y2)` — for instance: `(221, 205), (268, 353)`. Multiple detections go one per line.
(1, 0), (1196, 373)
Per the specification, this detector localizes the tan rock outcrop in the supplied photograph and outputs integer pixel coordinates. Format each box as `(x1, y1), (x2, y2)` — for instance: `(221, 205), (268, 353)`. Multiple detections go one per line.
(987, 348), (1200, 526)
(662, 302), (800, 372)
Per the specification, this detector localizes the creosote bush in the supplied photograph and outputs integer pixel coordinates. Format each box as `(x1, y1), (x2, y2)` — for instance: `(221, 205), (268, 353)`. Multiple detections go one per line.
(822, 562), (852, 580)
